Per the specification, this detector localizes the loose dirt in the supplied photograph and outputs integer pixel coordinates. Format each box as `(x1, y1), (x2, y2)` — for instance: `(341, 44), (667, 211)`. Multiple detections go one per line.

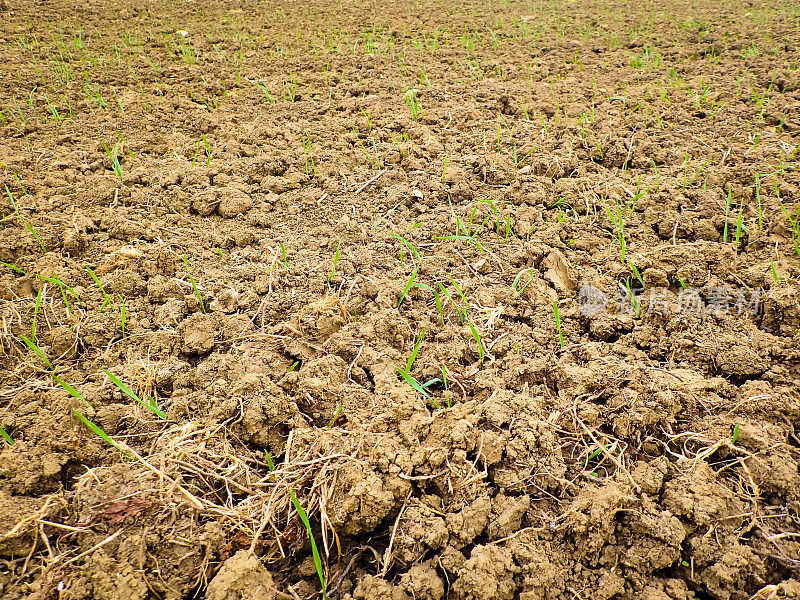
(0, 0), (799, 598)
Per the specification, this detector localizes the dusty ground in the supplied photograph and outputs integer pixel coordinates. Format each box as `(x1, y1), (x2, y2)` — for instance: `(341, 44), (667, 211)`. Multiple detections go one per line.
(1, 0), (799, 598)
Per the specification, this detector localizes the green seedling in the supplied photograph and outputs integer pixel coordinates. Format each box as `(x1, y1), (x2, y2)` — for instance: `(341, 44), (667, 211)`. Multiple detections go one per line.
(102, 369), (165, 419)
(119, 297), (127, 338)
(359, 107), (372, 132)
(0, 260), (24, 274)
(184, 256), (206, 313)
(391, 232), (422, 266)
(327, 405), (343, 427)
(437, 233), (484, 252)
(405, 87), (420, 121)
(584, 443), (613, 468)
(371, 199), (405, 232)
(388, 131), (408, 158)
(437, 282), (465, 323)
(303, 136), (316, 178)
(755, 175), (764, 230)
(253, 81), (276, 103)
(467, 320), (485, 366)
(723, 188), (733, 244)
(280, 242), (289, 267)
(5, 185), (47, 253)
(553, 301), (565, 348)
(771, 259), (779, 283)
(394, 329), (439, 408)
(264, 451), (327, 599)
(20, 335), (54, 370)
(594, 140), (605, 161)
(734, 203), (746, 251)
(31, 287), (44, 342)
(777, 187), (800, 258)
(102, 140), (123, 179)
(86, 267), (112, 312)
(282, 76), (297, 102)
(433, 290), (445, 325)
(512, 269), (535, 294)
(50, 371), (131, 458)
(731, 423), (741, 445)
(625, 279), (642, 316)
(628, 262), (645, 288)
(605, 199), (628, 263)
(327, 243), (340, 284)
(35, 274), (83, 317)
(446, 275), (469, 312)
(190, 143), (201, 170)
(176, 42), (196, 64)
(0, 427), (12, 445)
(398, 267), (418, 307)
(45, 97), (63, 126)
(71, 406), (131, 458)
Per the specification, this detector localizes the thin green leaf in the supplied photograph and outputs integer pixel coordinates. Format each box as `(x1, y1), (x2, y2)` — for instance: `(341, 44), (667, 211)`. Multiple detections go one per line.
(72, 408), (132, 459)
(264, 452), (327, 599)
(102, 369), (166, 418)
(0, 427), (13, 445)
(20, 335), (53, 370)
(398, 267), (418, 307)
(405, 329), (425, 372)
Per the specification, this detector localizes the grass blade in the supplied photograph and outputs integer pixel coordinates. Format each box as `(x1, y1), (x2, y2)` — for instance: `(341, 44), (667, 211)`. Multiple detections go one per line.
(72, 408), (132, 459)
(405, 329), (425, 372)
(20, 335), (53, 370)
(102, 369), (166, 419)
(32, 286), (44, 341)
(184, 256), (206, 313)
(0, 427), (13, 445)
(467, 320), (484, 365)
(398, 267), (418, 307)
(553, 301), (565, 348)
(264, 452), (327, 599)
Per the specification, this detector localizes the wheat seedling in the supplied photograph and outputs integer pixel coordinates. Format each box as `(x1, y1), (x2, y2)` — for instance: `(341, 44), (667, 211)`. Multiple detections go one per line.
(394, 329), (439, 408)
(264, 451), (328, 600)
(405, 87), (420, 121)
(776, 183), (800, 258)
(397, 267), (418, 307)
(119, 296), (127, 339)
(184, 256), (206, 313)
(553, 301), (565, 348)
(0, 427), (12, 445)
(5, 185), (47, 253)
(467, 320), (485, 365)
(102, 140), (123, 179)
(327, 243), (340, 284)
(31, 286), (44, 342)
(86, 267), (112, 312)
(102, 369), (165, 419)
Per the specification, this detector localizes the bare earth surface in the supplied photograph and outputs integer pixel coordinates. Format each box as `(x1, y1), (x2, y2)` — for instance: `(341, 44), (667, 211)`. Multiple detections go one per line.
(1, 0), (799, 598)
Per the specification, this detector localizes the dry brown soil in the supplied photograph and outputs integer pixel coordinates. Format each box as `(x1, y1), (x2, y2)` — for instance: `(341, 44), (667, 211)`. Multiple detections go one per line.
(1, 0), (799, 598)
